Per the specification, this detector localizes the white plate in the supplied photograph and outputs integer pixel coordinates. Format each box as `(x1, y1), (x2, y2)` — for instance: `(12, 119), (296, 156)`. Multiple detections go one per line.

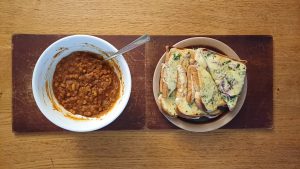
(153, 37), (247, 132)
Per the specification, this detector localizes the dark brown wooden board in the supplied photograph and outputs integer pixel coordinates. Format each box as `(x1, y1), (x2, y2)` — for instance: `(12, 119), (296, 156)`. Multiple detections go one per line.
(12, 35), (273, 132)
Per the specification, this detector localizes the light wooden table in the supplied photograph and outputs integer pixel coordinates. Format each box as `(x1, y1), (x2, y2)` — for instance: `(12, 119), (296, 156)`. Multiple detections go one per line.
(0, 0), (299, 168)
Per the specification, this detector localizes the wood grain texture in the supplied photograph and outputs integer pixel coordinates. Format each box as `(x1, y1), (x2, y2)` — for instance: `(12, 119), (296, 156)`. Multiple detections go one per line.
(0, 0), (299, 169)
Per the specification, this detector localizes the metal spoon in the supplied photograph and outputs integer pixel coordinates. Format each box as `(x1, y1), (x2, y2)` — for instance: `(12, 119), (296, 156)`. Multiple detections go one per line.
(104, 34), (150, 61)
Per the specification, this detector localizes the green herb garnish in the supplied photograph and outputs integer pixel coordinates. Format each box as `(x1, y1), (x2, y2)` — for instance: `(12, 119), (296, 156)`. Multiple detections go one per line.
(173, 53), (181, 60)
(223, 60), (231, 65)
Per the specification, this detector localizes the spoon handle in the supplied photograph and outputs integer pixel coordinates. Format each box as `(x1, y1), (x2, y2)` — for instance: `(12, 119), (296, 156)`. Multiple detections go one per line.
(104, 34), (150, 61)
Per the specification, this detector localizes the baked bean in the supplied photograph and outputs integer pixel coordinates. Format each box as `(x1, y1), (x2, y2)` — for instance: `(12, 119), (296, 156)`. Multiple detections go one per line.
(52, 51), (120, 117)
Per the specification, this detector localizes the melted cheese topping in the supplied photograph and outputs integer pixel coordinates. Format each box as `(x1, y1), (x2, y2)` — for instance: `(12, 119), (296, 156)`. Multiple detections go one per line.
(203, 52), (246, 96)
(197, 67), (223, 112)
(163, 48), (194, 96)
(194, 48), (208, 68)
(159, 92), (177, 116)
(221, 94), (238, 110)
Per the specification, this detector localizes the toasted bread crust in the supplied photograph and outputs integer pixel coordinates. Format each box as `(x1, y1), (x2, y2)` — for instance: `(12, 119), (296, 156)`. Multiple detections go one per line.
(176, 109), (203, 119)
(217, 52), (247, 64)
(165, 46), (171, 62)
(207, 109), (223, 116)
(186, 65), (193, 103)
(159, 65), (163, 94)
(176, 65), (186, 98)
(160, 64), (169, 98)
(192, 66), (205, 111)
(194, 92), (206, 111)
(187, 65), (199, 104)
(160, 46), (171, 98)
(191, 66), (200, 91)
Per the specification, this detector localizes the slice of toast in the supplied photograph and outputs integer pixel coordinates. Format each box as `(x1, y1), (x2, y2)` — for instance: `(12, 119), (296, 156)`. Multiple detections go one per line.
(187, 65), (206, 111)
(201, 48), (247, 110)
(159, 47), (195, 117)
(196, 66), (226, 113)
(175, 65), (206, 119)
(158, 62), (177, 117)
(191, 48), (226, 114)
(161, 47), (191, 97)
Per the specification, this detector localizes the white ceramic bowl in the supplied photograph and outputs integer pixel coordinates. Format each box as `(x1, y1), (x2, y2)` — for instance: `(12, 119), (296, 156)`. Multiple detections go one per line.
(153, 37), (247, 132)
(32, 35), (131, 132)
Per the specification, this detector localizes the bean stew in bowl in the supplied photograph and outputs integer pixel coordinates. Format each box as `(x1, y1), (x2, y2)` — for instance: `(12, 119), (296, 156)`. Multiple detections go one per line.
(32, 35), (131, 132)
